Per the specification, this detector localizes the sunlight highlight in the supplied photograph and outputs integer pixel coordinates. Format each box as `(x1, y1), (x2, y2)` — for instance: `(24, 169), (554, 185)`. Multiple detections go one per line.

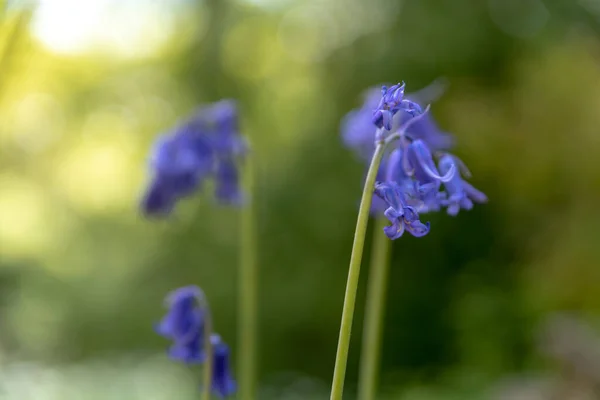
(31, 0), (184, 58)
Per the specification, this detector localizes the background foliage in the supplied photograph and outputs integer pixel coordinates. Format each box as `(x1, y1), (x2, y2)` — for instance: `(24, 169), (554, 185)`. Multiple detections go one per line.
(1, 0), (600, 398)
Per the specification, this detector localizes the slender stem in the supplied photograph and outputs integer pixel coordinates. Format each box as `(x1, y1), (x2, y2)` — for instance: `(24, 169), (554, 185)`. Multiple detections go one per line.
(202, 310), (214, 400)
(357, 217), (392, 400)
(330, 143), (386, 400)
(238, 157), (257, 400)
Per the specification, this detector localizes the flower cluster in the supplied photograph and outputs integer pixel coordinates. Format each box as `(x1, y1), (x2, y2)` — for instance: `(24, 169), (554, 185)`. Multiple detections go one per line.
(342, 82), (487, 240)
(141, 100), (248, 216)
(155, 285), (236, 398)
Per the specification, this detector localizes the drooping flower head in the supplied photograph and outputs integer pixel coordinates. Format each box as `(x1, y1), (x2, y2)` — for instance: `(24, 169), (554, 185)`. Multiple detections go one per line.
(156, 286), (237, 397)
(341, 81), (487, 239)
(372, 83), (422, 130)
(155, 285), (206, 364)
(438, 154), (488, 216)
(209, 334), (237, 398)
(141, 100), (248, 216)
(374, 181), (430, 239)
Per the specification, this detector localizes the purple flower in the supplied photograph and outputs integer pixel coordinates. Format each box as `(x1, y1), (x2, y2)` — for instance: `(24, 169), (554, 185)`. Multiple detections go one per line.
(398, 110), (454, 151)
(155, 285), (206, 364)
(341, 88), (381, 161)
(196, 100), (248, 157)
(374, 181), (430, 239)
(372, 83), (423, 130)
(342, 83), (453, 160)
(141, 129), (215, 215)
(209, 334), (237, 398)
(438, 155), (488, 216)
(168, 330), (206, 364)
(141, 100), (248, 216)
(156, 286), (237, 397)
(342, 81), (487, 239)
(404, 140), (455, 184)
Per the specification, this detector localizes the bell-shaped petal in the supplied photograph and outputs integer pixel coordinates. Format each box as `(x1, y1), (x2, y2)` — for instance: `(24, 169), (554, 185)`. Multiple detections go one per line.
(210, 334), (237, 398)
(374, 182), (430, 240)
(373, 83), (407, 130)
(438, 155), (487, 216)
(155, 285), (205, 343)
(398, 110), (454, 151)
(405, 139), (455, 183)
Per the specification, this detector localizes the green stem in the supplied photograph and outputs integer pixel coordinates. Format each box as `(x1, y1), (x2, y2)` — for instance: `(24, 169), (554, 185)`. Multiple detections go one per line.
(202, 309), (214, 400)
(357, 217), (392, 400)
(238, 157), (257, 400)
(330, 143), (386, 400)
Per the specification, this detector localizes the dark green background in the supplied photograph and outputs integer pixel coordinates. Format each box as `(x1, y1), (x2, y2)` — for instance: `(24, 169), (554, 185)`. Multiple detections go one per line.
(1, 0), (600, 398)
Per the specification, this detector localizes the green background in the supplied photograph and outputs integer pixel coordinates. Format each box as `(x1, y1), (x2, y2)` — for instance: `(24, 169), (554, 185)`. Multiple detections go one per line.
(1, 0), (600, 398)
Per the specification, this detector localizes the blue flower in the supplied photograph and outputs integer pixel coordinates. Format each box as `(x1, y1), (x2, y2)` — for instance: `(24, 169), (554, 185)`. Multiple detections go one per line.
(398, 110), (454, 151)
(156, 285), (204, 340)
(209, 334), (237, 398)
(404, 139), (455, 184)
(197, 100), (248, 157)
(438, 155), (488, 216)
(141, 100), (248, 216)
(342, 81), (487, 239)
(156, 286), (237, 397)
(155, 285), (206, 364)
(141, 130), (215, 216)
(372, 83), (423, 130)
(341, 88), (381, 161)
(374, 181), (430, 239)
(168, 330), (206, 364)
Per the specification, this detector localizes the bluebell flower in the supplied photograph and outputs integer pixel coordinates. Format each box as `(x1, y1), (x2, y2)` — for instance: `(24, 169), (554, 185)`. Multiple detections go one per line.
(402, 140), (457, 213)
(209, 334), (237, 398)
(141, 130), (215, 215)
(155, 285), (206, 364)
(374, 181), (430, 239)
(156, 286), (237, 397)
(168, 330), (206, 364)
(438, 155), (488, 216)
(141, 100), (248, 216)
(197, 100), (248, 157)
(372, 83), (423, 130)
(404, 139), (455, 184)
(341, 88), (381, 161)
(343, 81), (487, 238)
(398, 110), (454, 151)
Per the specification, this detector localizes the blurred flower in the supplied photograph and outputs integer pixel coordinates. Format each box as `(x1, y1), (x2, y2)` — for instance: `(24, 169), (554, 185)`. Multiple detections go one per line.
(141, 100), (248, 216)
(168, 330), (206, 364)
(438, 155), (488, 216)
(195, 100), (248, 157)
(398, 110), (454, 150)
(155, 285), (206, 364)
(374, 181), (430, 239)
(156, 286), (237, 396)
(341, 88), (381, 161)
(209, 334), (237, 398)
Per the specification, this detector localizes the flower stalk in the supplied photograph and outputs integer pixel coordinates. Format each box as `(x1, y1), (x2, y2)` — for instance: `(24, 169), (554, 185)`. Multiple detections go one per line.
(357, 217), (392, 400)
(238, 157), (257, 400)
(202, 308), (214, 400)
(330, 142), (386, 400)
